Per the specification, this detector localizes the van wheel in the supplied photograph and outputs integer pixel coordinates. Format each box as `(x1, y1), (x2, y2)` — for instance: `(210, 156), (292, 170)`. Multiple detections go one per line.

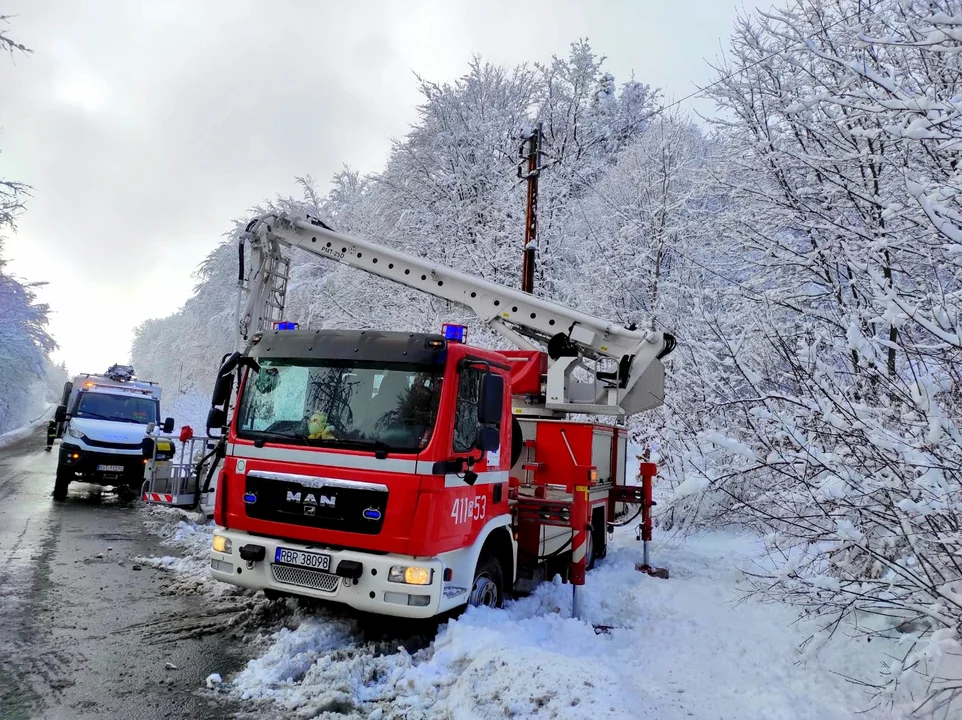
(53, 468), (70, 501)
(468, 554), (504, 609)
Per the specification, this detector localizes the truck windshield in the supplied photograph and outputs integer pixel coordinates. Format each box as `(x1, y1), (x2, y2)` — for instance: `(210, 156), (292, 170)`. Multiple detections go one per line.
(75, 392), (159, 424)
(236, 359), (444, 453)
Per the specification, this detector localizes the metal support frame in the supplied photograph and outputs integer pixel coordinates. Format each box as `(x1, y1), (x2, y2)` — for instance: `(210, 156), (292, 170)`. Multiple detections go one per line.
(141, 432), (216, 509)
(633, 461), (669, 579)
(514, 465), (595, 620)
(569, 480), (590, 620)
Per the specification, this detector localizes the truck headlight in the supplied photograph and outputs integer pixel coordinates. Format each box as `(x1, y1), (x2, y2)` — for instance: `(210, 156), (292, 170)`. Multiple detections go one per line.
(388, 566), (433, 585)
(212, 535), (232, 554)
(66, 427), (86, 441)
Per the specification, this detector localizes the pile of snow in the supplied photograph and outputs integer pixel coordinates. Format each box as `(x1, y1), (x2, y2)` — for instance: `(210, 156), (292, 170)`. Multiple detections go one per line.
(137, 504), (243, 597)
(133, 475), (904, 718)
(0, 405), (53, 450)
(225, 530), (897, 719)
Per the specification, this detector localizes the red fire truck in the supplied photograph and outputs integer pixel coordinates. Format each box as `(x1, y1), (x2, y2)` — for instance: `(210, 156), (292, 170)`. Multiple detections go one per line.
(144, 213), (674, 619)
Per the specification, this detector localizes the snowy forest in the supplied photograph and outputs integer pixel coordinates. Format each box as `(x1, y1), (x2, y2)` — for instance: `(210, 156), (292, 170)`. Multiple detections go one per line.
(131, 0), (962, 712)
(0, 17), (66, 435)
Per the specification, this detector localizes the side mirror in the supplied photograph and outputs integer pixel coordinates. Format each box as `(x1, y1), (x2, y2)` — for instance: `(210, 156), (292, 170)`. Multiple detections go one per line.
(206, 407), (227, 433)
(218, 351), (241, 377)
(211, 372), (235, 409)
(54, 406), (66, 423)
(475, 425), (500, 454)
(239, 356), (261, 373)
(477, 373), (504, 426)
(162, 417), (175, 434)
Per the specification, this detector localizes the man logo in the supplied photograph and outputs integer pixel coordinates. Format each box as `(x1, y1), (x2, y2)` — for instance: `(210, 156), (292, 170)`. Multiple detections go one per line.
(286, 490), (336, 507)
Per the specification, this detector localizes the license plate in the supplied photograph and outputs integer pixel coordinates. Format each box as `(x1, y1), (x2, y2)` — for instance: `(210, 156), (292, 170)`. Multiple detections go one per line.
(97, 464), (125, 473)
(274, 547), (331, 571)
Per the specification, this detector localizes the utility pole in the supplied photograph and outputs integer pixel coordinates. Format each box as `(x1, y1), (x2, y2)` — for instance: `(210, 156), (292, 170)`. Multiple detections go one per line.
(518, 123), (543, 294)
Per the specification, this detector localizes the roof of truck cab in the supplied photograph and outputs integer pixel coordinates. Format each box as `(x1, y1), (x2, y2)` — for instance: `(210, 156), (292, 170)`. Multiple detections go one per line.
(248, 328), (452, 365)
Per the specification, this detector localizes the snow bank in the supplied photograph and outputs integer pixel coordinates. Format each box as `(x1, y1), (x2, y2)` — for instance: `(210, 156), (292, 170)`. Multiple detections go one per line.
(226, 530), (894, 719)
(136, 498), (900, 718)
(137, 504), (243, 596)
(0, 405), (53, 450)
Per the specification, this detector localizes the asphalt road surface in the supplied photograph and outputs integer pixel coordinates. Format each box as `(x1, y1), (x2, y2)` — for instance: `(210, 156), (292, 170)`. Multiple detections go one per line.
(0, 427), (247, 720)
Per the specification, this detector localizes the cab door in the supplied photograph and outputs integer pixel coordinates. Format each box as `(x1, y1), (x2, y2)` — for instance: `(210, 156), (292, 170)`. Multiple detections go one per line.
(444, 364), (506, 540)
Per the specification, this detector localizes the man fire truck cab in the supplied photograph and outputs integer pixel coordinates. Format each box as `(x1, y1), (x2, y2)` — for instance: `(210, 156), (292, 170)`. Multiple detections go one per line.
(55, 364), (173, 500)
(155, 213), (674, 619)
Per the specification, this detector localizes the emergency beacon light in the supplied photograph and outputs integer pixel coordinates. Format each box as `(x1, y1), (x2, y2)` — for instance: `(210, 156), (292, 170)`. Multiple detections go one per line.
(442, 323), (467, 343)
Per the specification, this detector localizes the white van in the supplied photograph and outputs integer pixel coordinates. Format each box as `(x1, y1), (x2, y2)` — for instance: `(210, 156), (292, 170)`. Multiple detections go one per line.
(54, 364), (173, 500)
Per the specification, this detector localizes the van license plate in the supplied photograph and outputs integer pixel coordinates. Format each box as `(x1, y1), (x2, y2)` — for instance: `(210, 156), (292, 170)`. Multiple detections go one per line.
(97, 464), (125, 473)
(274, 547), (331, 571)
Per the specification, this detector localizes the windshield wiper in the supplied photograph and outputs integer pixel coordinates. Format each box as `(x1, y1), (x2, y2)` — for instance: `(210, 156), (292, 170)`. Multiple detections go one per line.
(76, 412), (114, 421)
(107, 417), (151, 424)
(308, 438), (404, 454)
(252, 431), (307, 446)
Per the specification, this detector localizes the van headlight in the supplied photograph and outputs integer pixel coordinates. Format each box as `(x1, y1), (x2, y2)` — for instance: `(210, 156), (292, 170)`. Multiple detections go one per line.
(66, 427), (87, 441)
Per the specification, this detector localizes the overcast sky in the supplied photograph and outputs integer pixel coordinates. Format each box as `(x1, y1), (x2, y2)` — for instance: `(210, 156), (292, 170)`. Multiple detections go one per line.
(1, 0), (767, 377)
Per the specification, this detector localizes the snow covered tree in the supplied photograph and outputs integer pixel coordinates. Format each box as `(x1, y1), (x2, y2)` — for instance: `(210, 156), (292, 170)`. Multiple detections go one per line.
(0, 18), (57, 433)
(660, 1), (962, 709)
(0, 16), (30, 240)
(566, 113), (741, 492)
(534, 41), (658, 303)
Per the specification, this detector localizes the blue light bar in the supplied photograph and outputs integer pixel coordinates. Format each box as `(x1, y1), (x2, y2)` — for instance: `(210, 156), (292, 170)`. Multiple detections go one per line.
(442, 323), (467, 343)
(273, 321), (299, 331)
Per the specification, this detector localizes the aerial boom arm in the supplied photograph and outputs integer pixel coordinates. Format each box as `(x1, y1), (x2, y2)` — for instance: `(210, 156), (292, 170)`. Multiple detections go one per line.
(241, 213), (674, 416)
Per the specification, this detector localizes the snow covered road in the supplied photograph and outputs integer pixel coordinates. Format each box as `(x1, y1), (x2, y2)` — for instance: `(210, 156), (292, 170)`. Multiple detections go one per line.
(145, 508), (899, 720)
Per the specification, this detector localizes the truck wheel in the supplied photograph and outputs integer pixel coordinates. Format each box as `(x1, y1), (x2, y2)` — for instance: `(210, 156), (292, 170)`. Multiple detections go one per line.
(468, 554), (504, 609)
(53, 467), (71, 501)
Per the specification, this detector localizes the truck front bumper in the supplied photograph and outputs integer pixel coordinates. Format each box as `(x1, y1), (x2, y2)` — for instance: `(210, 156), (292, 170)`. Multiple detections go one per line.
(59, 443), (145, 485)
(209, 529), (445, 619)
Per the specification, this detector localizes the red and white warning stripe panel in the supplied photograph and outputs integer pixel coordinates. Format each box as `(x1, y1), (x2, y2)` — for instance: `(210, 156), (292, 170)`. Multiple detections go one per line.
(143, 492), (174, 503)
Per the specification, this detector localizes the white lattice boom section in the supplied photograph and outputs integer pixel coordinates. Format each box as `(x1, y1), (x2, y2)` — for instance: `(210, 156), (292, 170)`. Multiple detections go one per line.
(240, 213), (672, 417)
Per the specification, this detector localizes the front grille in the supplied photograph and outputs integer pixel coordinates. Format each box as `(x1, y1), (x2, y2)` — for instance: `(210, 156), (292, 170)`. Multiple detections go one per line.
(84, 438), (143, 450)
(245, 472), (388, 535)
(271, 564), (339, 593)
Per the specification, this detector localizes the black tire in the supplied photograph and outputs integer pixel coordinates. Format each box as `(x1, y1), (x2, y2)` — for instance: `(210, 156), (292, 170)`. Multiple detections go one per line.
(53, 467), (70, 501)
(468, 554), (504, 609)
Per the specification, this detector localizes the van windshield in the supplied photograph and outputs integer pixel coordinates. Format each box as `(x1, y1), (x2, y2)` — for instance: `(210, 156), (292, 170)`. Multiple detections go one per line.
(75, 392), (159, 424)
(236, 359), (444, 453)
